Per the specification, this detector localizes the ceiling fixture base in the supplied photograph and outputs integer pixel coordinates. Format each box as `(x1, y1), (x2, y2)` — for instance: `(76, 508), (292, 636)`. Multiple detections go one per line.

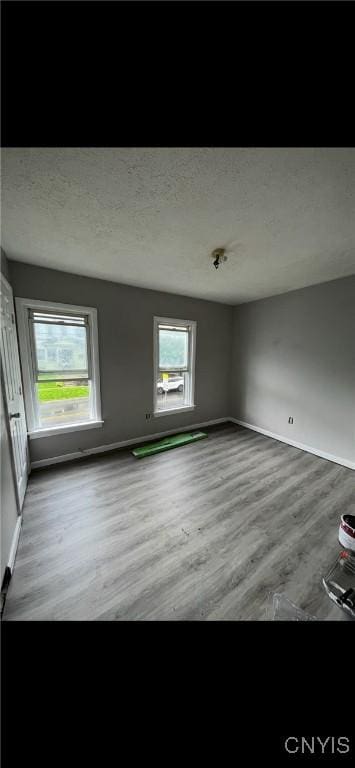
(211, 248), (227, 270)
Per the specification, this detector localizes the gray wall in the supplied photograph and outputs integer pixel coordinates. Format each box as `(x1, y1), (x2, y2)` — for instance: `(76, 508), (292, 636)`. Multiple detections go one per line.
(230, 275), (355, 465)
(7, 259), (355, 469)
(1, 248), (20, 582)
(9, 261), (233, 463)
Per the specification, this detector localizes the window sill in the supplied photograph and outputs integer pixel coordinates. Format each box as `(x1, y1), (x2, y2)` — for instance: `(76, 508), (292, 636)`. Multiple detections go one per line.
(29, 420), (104, 440)
(154, 405), (196, 418)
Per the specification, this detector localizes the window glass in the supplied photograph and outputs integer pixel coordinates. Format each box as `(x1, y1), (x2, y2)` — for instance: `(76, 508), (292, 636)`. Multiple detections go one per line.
(36, 379), (90, 428)
(33, 321), (88, 377)
(159, 327), (188, 370)
(156, 370), (188, 411)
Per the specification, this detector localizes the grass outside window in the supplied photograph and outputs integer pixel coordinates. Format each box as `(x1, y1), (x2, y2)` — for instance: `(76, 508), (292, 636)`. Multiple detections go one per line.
(37, 381), (89, 402)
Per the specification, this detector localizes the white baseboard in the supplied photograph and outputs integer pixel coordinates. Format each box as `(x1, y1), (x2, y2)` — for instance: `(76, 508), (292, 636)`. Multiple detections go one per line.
(229, 418), (355, 471)
(8, 516), (22, 573)
(31, 417), (229, 469)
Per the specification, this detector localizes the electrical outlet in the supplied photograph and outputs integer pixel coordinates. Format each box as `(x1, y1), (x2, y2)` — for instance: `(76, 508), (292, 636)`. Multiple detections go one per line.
(288, 417), (293, 424)
(145, 413), (151, 420)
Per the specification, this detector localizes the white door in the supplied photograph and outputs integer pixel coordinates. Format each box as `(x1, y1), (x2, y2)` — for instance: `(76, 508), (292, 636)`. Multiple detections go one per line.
(0, 273), (29, 510)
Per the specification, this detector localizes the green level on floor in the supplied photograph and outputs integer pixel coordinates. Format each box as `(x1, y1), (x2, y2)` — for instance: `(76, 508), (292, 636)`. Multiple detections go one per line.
(132, 431), (208, 458)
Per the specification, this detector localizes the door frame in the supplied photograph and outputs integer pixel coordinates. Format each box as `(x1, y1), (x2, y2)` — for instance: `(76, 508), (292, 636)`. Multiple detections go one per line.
(0, 361), (23, 515)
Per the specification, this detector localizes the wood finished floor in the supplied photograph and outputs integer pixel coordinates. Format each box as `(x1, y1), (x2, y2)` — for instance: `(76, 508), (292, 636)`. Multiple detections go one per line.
(3, 424), (354, 621)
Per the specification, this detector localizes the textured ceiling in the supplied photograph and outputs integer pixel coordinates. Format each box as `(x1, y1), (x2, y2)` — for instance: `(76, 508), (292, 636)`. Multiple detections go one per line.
(2, 147), (355, 304)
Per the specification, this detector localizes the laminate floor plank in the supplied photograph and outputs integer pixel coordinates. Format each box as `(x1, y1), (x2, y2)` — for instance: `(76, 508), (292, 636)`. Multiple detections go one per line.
(3, 425), (354, 621)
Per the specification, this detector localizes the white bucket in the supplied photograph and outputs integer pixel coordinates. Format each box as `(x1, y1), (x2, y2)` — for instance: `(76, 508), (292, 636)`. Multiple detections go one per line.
(338, 514), (355, 552)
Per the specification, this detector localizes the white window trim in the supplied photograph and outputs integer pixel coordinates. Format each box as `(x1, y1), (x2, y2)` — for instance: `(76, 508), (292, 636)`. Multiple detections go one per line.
(153, 405), (196, 418)
(15, 297), (103, 439)
(153, 315), (196, 417)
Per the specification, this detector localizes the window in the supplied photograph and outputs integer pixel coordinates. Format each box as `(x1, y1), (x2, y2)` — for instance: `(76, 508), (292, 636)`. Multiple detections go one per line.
(153, 316), (196, 416)
(15, 298), (102, 438)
